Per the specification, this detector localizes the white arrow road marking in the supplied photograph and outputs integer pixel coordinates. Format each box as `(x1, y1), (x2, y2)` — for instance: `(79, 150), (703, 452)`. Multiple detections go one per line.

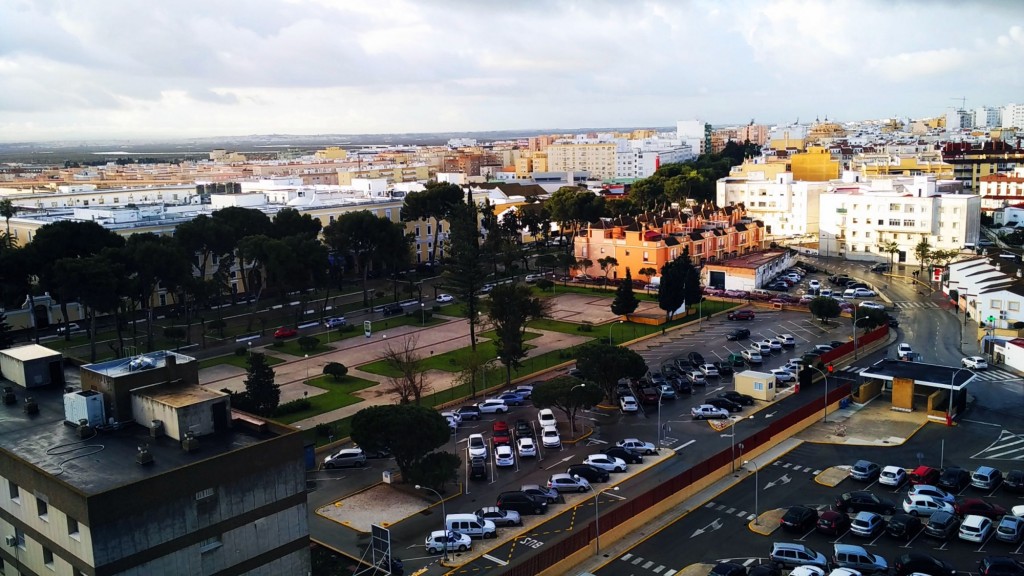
(691, 517), (723, 538)
(765, 411), (777, 418)
(765, 474), (792, 489)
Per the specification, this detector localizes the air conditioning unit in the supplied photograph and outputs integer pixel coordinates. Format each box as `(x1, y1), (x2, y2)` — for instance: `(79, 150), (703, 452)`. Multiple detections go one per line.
(5, 536), (16, 547)
(1001, 310), (1008, 319)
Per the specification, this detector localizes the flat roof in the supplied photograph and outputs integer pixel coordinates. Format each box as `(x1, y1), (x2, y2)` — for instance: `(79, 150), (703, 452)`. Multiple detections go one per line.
(705, 250), (787, 270)
(137, 382), (228, 408)
(859, 359), (977, 390)
(82, 350), (195, 378)
(0, 344), (61, 362)
(0, 383), (278, 495)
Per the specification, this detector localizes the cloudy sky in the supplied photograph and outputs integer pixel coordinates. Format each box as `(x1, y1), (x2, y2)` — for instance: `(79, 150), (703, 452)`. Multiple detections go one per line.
(1, 0), (1021, 142)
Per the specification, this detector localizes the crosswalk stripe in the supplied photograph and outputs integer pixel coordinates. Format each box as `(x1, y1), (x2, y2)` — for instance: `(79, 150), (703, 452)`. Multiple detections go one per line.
(973, 429), (1024, 460)
(622, 553), (633, 561)
(632, 556), (644, 565)
(654, 565), (665, 573)
(665, 570), (678, 576)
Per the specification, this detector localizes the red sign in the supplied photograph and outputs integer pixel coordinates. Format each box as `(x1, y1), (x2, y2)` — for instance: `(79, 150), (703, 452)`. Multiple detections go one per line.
(932, 267), (943, 282)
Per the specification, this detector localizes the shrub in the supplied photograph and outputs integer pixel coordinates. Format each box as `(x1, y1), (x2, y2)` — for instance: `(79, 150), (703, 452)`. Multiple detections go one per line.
(536, 279), (554, 290)
(235, 346), (248, 356)
(578, 321), (593, 332)
(297, 336), (320, 351)
(315, 422), (334, 438)
(274, 398), (312, 416)
(323, 362), (348, 381)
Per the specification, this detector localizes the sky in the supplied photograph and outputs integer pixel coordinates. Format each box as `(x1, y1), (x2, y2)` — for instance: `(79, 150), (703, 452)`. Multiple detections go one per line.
(1, 0), (1022, 142)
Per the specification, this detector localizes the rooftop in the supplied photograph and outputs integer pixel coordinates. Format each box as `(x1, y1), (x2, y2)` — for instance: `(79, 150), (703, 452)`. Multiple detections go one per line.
(705, 250), (788, 270)
(0, 382), (279, 495)
(82, 350), (195, 377)
(859, 358), (977, 389)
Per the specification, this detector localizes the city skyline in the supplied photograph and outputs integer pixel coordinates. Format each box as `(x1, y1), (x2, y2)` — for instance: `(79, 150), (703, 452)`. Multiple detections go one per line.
(1, 0), (1022, 143)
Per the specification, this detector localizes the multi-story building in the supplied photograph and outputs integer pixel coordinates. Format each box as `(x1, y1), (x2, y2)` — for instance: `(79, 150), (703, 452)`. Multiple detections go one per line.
(615, 140), (694, 179)
(1002, 103), (1024, 129)
(716, 172), (825, 240)
(979, 166), (1024, 212)
(676, 120), (711, 156)
(818, 173), (980, 264)
(545, 142), (618, 180)
(849, 150), (953, 179)
(573, 205), (764, 280)
(0, 350), (309, 575)
(974, 106), (1003, 128)
(941, 140), (1024, 192)
(790, 146), (841, 181)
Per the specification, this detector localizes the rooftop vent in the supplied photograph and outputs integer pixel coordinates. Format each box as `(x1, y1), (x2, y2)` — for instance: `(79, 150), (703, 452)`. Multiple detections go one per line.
(2, 387), (15, 405)
(23, 396), (38, 415)
(136, 444), (154, 466)
(76, 419), (93, 438)
(182, 431), (199, 453)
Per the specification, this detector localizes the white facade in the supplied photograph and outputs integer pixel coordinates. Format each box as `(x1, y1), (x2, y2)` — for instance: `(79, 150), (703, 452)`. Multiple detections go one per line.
(615, 139), (694, 179)
(993, 205), (1024, 227)
(1002, 103), (1024, 129)
(676, 120), (709, 155)
(978, 166), (1024, 212)
(974, 106), (1002, 128)
(818, 175), (981, 263)
(716, 172), (825, 239)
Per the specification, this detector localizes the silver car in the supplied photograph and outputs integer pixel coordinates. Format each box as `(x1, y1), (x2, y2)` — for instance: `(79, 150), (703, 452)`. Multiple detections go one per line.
(996, 515), (1024, 543)
(521, 484), (558, 503)
(546, 473), (591, 493)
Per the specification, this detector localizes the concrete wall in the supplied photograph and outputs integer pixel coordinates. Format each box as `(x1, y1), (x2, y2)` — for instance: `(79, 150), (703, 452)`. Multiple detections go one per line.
(891, 377), (914, 410)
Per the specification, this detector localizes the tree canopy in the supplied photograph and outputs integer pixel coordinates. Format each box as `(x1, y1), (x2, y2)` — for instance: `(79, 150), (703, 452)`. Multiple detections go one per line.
(486, 283), (550, 385)
(611, 268), (639, 317)
(575, 342), (648, 401)
(350, 404), (451, 481)
(809, 296), (841, 324)
(531, 376), (604, 434)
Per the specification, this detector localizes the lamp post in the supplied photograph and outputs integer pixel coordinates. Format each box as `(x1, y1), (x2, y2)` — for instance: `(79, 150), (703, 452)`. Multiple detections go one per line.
(416, 485), (448, 562)
(421, 302), (425, 326)
(656, 386), (664, 445)
(595, 486), (619, 556)
(304, 354), (309, 381)
(728, 415), (754, 473)
(570, 383), (586, 436)
(608, 319), (623, 345)
(852, 306), (859, 359)
(808, 365), (831, 423)
(743, 459), (760, 525)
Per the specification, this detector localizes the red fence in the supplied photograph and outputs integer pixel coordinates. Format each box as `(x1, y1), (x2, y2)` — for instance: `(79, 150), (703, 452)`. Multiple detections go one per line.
(501, 382), (853, 576)
(819, 325), (888, 364)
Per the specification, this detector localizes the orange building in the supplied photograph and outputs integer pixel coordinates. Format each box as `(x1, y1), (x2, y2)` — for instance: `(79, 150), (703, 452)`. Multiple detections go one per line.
(573, 205), (764, 280)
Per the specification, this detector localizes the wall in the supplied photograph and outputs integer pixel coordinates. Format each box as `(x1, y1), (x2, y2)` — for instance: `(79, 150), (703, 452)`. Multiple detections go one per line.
(891, 377), (914, 410)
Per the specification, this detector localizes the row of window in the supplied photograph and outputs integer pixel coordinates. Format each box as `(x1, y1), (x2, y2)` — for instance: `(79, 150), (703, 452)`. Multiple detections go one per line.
(8, 480), (80, 537)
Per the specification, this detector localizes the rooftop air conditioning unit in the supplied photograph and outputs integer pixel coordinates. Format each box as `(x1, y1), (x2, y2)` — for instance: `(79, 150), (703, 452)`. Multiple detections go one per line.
(182, 431), (199, 453)
(76, 419), (93, 438)
(136, 445), (154, 466)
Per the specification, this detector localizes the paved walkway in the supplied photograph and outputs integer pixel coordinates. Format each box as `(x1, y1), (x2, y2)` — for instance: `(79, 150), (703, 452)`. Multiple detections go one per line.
(198, 313), (594, 429)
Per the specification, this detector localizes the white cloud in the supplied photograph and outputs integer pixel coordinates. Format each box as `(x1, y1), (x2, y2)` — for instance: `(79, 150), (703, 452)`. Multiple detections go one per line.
(0, 0), (1021, 141)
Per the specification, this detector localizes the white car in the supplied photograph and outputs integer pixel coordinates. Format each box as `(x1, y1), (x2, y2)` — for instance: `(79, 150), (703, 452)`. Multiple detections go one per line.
(425, 530), (472, 554)
(477, 399), (509, 414)
(619, 395), (639, 413)
(467, 433), (488, 458)
(538, 408), (557, 427)
(524, 273), (546, 283)
(790, 567), (825, 576)
(517, 437), (537, 458)
(584, 454), (627, 472)
(859, 301), (885, 310)
(761, 338), (783, 351)
(1013, 504), (1024, 517)
(616, 438), (657, 454)
(897, 343), (913, 357)
(962, 356), (988, 369)
(809, 280), (821, 291)
(850, 288), (876, 298)
(441, 411), (462, 424)
(56, 322), (82, 335)
(699, 363), (720, 377)
(959, 515), (993, 543)
(691, 404), (730, 419)
(785, 359), (805, 373)
(495, 444), (515, 467)
(779, 334), (796, 347)
(753, 342), (772, 354)
(770, 368), (796, 383)
(907, 484), (955, 503)
(819, 289), (833, 298)
(742, 349), (763, 364)
(541, 426), (561, 448)
(902, 494), (954, 517)
(879, 465), (907, 487)
(436, 293), (455, 304)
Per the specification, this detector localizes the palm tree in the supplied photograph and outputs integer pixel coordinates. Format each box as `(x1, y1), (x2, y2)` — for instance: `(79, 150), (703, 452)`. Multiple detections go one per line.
(914, 236), (932, 279)
(0, 199), (15, 248)
(879, 239), (900, 270)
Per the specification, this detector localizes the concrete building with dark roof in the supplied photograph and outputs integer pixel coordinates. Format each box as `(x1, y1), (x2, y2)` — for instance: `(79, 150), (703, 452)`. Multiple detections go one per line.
(0, 351), (309, 576)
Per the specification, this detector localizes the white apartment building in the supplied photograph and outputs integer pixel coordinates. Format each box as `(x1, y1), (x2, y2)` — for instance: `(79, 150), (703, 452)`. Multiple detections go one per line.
(716, 172), (825, 240)
(818, 173), (980, 264)
(1002, 103), (1024, 129)
(676, 120), (710, 155)
(615, 138), (694, 179)
(974, 106), (1003, 128)
(546, 142), (618, 180)
(979, 166), (1024, 212)
(944, 257), (1024, 369)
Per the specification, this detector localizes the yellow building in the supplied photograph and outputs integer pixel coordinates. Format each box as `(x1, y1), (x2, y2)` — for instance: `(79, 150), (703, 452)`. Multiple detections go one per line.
(314, 146), (348, 160)
(850, 152), (953, 179)
(546, 143), (618, 179)
(336, 165), (430, 186)
(806, 120), (846, 144)
(728, 158), (791, 180)
(790, 146), (840, 181)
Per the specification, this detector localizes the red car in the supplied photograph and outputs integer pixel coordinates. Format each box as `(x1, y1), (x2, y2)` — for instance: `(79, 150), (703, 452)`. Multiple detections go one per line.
(909, 466), (940, 486)
(274, 327), (298, 339)
(727, 310), (755, 321)
(492, 421), (511, 445)
(816, 510), (850, 536)
(954, 498), (1006, 520)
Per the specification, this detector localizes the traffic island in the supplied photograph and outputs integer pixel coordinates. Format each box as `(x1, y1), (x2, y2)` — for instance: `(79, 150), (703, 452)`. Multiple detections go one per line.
(748, 509), (785, 535)
(815, 466), (851, 487)
(679, 564), (716, 576)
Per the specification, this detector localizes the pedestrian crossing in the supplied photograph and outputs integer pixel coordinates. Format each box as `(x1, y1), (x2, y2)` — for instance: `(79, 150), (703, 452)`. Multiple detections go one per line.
(619, 553), (678, 576)
(972, 429), (1024, 461)
(771, 460), (824, 475)
(835, 365), (1020, 383)
(703, 500), (758, 521)
(892, 301), (942, 309)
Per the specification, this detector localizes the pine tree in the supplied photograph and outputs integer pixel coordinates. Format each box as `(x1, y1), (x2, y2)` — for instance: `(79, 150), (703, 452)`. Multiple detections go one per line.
(611, 268), (639, 316)
(244, 352), (280, 416)
(0, 313), (13, 350)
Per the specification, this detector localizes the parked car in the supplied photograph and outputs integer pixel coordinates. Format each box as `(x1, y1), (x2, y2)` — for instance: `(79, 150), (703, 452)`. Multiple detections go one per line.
(494, 393), (525, 406)
(835, 491), (896, 515)
(540, 426), (561, 449)
(713, 361), (735, 377)
(477, 399), (509, 414)
(769, 368), (796, 383)
(691, 404), (730, 419)
(850, 511), (885, 537)
(727, 310), (756, 321)
(977, 557), (1024, 576)
(727, 328), (751, 341)
(780, 505), (819, 532)
(902, 494), (954, 517)
(832, 543), (888, 574)
(886, 513), (922, 541)
(616, 438), (657, 454)
(537, 408), (557, 427)
(55, 322), (82, 335)
(475, 506), (521, 527)
(908, 465), (940, 486)
(424, 530), (471, 554)
(706, 397), (743, 413)
(435, 293), (455, 303)
(879, 465), (907, 487)
(892, 553), (956, 576)
(467, 433), (487, 458)
(741, 349), (763, 364)
(584, 454), (627, 472)
(718, 391), (755, 406)
(456, 406), (482, 420)
(960, 514), (994, 542)
(496, 491), (548, 515)
(962, 355), (988, 369)
(513, 418), (534, 438)
(686, 371), (707, 387)
(897, 343), (913, 357)
(699, 363), (720, 377)
(323, 448), (367, 469)
(619, 395), (639, 413)
(566, 463), (609, 483)
(939, 466), (971, 491)
(546, 473), (591, 493)
(516, 437), (537, 458)
(923, 510), (960, 540)
(955, 498), (1006, 520)
(273, 326), (298, 339)
(908, 484), (955, 503)
(769, 543), (829, 570)
(520, 484), (558, 503)
(996, 515), (1024, 543)
(687, 351), (706, 367)
(1005, 469), (1024, 493)
(601, 446), (643, 464)
(972, 465), (1004, 490)
(816, 510), (850, 536)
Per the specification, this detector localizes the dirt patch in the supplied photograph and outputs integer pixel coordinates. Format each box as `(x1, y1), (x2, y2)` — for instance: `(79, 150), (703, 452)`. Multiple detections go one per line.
(317, 483), (431, 532)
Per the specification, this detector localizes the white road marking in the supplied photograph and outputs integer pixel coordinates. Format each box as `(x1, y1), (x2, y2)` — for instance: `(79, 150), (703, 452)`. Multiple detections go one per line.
(674, 439), (696, 453)
(482, 554), (508, 566)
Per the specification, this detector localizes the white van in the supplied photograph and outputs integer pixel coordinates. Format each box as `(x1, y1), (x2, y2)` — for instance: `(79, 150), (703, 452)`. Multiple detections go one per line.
(446, 513), (497, 539)
(751, 289), (773, 298)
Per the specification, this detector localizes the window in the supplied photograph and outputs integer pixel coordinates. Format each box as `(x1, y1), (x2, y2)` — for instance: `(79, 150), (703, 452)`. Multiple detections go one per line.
(67, 517), (80, 540)
(992, 300), (1003, 309)
(903, 220), (914, 227)
(889, 219), (900, 226)
(1011, 302), (1021, 312)
(889, 203), (901, 211)
(753, 381), (764, 391)
(643, 251), (649, 262)
(37, 496), (48, 521)
(200, 535), (222, 553)
(8, 480), (19, 503)
(13, 528), (24, 549)
(43, 547), (54, 569)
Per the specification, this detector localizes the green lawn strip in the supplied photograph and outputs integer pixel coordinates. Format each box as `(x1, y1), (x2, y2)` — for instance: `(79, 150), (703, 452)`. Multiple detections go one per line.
(358, 336), (540, 377)
(273, 375), (376, 424)
(198, 353), (285, 370)
(524, 318), (586, 334)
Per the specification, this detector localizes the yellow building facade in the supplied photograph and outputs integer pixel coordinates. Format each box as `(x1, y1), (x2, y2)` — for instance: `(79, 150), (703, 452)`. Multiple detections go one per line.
(790, 147), (840, 181)
(546, 143), (618, 180)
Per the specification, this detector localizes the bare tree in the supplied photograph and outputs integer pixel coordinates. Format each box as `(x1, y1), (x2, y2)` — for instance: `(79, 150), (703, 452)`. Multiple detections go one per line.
(380, 336), (432, 405)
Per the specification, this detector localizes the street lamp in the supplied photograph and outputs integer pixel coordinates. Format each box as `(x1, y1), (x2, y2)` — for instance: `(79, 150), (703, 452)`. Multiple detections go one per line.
(304, 354), (309, 381)
(656, 386), (664, 445)
(808, 365), (831, 423)
(727, 415), (754, 473)
(421, 302), (426, 326)
(416, 485), (448, 563)
(595, 486), (619, 556)
(743, 459), (760, 525)
(608, 319), (623, 345)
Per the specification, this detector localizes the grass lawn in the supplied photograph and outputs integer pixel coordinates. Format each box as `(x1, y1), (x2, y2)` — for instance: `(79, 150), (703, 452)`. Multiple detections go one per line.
(358, 332), (542, 377)
(273, 375), (377, 424)
(525, 318), (586, 334)
(198, 353), (286, 370)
